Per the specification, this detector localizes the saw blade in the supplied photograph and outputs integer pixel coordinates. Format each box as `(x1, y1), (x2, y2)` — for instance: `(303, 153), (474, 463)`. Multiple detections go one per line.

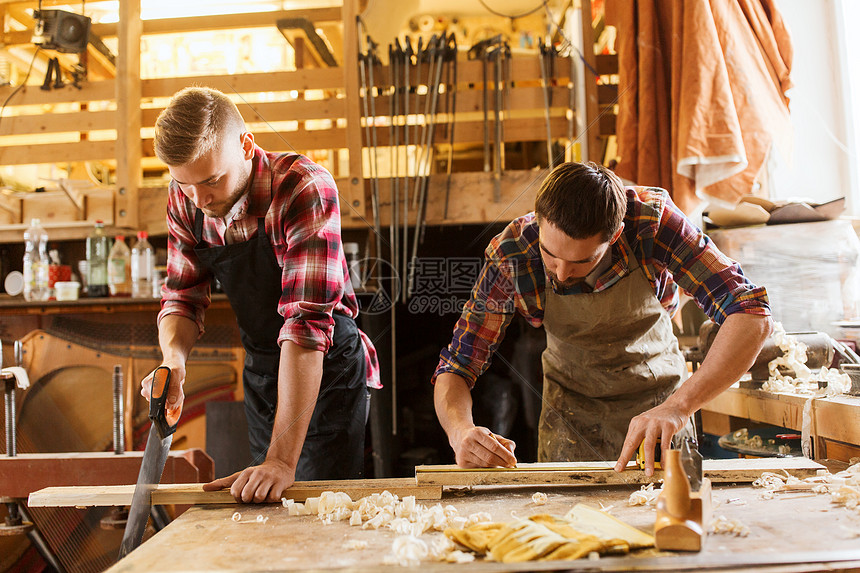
(118, 425), (172, 558)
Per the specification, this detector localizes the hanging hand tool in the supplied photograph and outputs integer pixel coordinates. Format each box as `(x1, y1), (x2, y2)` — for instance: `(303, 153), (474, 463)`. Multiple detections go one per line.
(538, 38), (555, 170)
(388, 39), (401, 436)
(442, 33), (458, 221)
(366, 34), (383, 264)
(467, 37), (500, 175)
(118, 367), (181, 558)
(408, 35), (447, 296)
(401, 37), (414, 302)
(490, 37), (505, 202)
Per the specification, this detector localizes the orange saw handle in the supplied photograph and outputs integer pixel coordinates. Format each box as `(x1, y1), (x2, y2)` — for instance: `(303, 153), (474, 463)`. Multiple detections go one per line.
(150, 366), (180, 439)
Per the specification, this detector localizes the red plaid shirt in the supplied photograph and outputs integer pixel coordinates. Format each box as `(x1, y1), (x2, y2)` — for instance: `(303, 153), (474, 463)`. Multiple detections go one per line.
(159, 146), (380, 389)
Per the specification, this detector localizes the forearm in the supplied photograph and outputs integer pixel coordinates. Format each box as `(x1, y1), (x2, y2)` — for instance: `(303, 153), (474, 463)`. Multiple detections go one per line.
(265, 341), (324, 469)
(665, 312), (772, 417)
(158, 314), (200, 366)
(434, 373), (476, 444)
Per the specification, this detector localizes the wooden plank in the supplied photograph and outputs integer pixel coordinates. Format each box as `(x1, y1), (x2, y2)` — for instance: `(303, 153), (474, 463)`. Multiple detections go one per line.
(28, 478), (442, 507)
(367, 116), (569, 147)
(1, 8), (343, 46)
(0, 98), (347, 137)
(0, 140), (117, 165)
(414, 458), (826, 487)
(340, 0), (364, 220)
(141, 68), (344, 98)
(456, 57), (575, 86)
(0, 81), (116, 107)
(580, 0), (601, 162)
(115, 0), (142, 229)
(0, 450), (212, 499)
(365, 85), (570, 117)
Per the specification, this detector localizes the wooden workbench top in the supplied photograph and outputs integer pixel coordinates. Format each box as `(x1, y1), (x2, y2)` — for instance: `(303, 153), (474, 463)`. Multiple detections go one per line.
(107, 482), (860, 572)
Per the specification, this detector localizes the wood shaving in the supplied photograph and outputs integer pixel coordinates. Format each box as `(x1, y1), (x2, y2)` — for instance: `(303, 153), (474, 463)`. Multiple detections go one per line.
(229, 512), (269, 524)
(762, 323), (852, 396)
(709, 516), (750, 537)
(342, 540), (368, 550)
(752, 463), (860, 512)
(383, 535), (429, 567)
(628, 483), (661, 506)
(531, 492), (548, 505)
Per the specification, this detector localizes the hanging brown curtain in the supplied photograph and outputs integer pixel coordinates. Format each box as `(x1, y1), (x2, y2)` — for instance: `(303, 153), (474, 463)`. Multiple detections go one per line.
(606, 0), (793, 215)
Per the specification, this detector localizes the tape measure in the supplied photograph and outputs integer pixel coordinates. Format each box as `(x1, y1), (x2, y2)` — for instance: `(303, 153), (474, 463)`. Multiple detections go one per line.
(636, 437), (662, 470)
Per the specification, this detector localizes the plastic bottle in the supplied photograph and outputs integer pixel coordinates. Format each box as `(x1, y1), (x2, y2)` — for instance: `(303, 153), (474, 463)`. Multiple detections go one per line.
(86, 221), (110, 298)
(22, 218), (49, 301)
(108, 235), (131, 297)
(131, 231), (155, 298)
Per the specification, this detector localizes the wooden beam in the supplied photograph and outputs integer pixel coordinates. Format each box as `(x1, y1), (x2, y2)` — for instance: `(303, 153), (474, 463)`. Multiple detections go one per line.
(415, 458), (827, 487)
(580, 0), (601, 162)
(0, 140), (116, 165)
(0, 98), (348, 137)
(141, 68), (344, 97)
(28, 478), (443, 507)
(115, 0), (141, 229)
(1, 7), (344, 45)
(341, 0), (364, 220)
(0, 450), (212, 499)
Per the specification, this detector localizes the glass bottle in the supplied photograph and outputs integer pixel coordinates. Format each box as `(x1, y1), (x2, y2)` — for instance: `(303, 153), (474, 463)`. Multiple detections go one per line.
(86, 220), (110, 298)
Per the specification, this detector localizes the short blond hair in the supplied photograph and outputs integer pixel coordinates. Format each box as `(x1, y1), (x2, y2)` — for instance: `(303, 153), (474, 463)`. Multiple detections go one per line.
(154, 87), (245, 166)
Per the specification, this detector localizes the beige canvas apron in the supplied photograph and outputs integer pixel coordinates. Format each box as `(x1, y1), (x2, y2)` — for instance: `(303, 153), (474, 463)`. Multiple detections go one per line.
(538, 239), (692, 462)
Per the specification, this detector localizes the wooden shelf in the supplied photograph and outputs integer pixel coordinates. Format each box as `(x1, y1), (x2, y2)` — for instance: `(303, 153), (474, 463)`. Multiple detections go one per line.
(0, 293), (231, 316)
(702, 386), (860, 459)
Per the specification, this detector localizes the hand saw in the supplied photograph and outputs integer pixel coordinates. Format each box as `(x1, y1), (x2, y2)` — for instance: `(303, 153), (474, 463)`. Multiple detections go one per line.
(118, 366), (180, 558)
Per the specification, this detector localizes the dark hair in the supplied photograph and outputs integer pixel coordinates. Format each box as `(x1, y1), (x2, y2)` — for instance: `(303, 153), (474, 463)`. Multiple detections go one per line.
(534, 162), (626, 241)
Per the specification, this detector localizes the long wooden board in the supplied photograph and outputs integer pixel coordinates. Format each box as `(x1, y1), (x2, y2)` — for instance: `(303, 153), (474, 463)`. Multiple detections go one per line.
(415, 458), (826, 487)
(28, 478), (441, 508)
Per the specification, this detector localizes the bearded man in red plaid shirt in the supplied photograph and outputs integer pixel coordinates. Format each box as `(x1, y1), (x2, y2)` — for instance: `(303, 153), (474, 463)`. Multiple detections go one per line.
(140, 87), (380, 503)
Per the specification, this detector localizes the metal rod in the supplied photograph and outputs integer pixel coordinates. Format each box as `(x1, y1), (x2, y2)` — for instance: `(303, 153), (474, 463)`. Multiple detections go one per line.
(443, 33), (458, 221)
(492, 41), (503, 202)
(19, 504), (67, 573)
(113, 364), (125, 455)
(401, 37), (413, 303)
(366, 35), (383, 263)
(3, 340), (16, 459)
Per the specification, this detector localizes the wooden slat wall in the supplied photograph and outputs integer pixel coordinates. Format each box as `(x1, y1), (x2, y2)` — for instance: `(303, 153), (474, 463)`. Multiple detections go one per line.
(0, 54), (579, 166)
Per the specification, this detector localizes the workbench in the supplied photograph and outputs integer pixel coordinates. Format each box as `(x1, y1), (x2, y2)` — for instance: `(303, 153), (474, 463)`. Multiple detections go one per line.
(702, 386), (860, 461)
(106, 480), (860, 572)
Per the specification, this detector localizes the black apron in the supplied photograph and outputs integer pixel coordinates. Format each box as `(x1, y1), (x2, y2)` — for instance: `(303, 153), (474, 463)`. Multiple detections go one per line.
(193, 209), (368, 480)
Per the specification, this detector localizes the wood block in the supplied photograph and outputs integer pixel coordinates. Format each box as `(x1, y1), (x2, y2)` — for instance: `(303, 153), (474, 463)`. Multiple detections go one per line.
(414, 458), (825, 487)
(28, 478), (442, 508)
(0, 192), (21, 224)
(83, 188), (114, 223)
(21, 191), (82, 224)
